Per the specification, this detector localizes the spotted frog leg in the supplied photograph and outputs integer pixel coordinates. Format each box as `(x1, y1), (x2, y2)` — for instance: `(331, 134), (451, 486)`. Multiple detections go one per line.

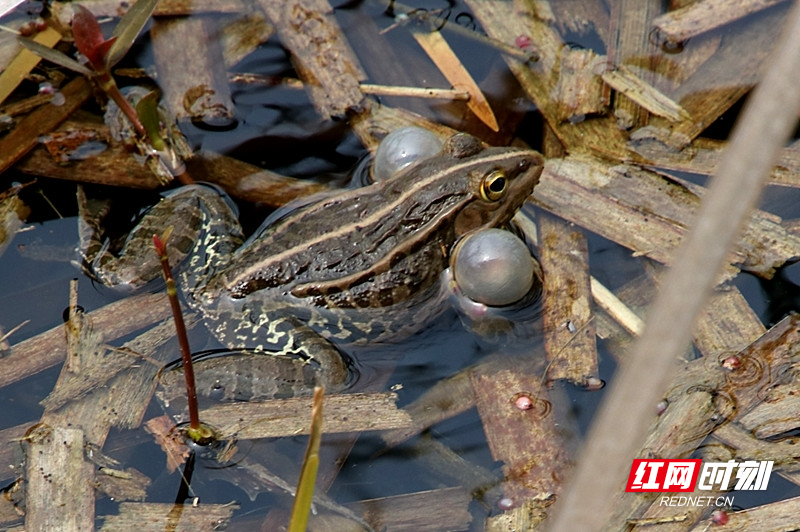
(79, 184), (350, 396)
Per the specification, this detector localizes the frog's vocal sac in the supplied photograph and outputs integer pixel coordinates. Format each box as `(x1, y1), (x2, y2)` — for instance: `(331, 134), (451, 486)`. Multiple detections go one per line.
(82, 133), (544, 393)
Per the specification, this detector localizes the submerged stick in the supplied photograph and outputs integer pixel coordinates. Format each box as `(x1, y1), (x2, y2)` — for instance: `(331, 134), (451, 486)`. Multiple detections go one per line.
(548, 2), (800, 530)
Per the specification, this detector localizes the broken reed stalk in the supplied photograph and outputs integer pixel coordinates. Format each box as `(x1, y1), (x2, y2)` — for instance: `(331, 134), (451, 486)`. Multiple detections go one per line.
(288, 386), (324, 532)
(152, 230), (212, 444)
(548, 2), (800, 530)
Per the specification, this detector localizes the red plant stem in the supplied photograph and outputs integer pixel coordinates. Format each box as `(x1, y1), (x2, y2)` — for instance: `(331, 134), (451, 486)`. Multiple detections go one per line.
(97, 72), (148, 137)
(153, 234), (200, 431)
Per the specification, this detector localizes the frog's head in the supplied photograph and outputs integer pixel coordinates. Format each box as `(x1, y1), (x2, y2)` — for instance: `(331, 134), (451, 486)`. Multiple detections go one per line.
(439, 133), (544, 237)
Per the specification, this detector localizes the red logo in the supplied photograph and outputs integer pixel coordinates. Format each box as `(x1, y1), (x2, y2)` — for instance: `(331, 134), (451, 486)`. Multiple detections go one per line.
(626, 459), (702, 492)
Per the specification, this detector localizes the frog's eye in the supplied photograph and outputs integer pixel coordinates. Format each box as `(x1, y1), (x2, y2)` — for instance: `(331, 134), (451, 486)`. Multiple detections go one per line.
(481, 170), (507, 201)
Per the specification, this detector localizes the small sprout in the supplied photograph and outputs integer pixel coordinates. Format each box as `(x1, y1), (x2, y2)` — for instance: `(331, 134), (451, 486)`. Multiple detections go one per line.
(72, 5), (117, 72)
(19, 0), (159, 137)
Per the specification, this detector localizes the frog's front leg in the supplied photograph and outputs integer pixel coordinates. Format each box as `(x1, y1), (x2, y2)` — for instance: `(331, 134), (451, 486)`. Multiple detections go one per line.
(77, 184), (243, 290)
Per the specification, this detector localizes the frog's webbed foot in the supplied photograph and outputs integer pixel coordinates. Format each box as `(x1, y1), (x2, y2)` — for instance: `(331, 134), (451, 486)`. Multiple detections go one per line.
(77, 185), (164, 288)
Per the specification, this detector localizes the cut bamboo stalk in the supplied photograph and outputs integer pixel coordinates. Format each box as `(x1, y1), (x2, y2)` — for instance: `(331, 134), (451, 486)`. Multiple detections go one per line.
(410, 25), (499, 132)
(590, 277), (645, 337)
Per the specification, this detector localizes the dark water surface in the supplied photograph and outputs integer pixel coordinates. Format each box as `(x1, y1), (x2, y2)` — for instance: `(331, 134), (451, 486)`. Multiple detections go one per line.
(2, 0), (800, 530)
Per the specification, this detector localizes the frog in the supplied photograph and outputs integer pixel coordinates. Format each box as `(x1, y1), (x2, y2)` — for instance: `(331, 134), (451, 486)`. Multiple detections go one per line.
(80, 132), (544, 397)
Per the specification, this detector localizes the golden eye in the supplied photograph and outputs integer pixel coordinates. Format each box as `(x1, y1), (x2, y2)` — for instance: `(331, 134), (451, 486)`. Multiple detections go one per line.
(481, 170), (507, 201)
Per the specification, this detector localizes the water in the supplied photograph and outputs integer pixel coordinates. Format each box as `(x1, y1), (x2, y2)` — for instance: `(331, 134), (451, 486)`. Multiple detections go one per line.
(1, 0), (800, 530)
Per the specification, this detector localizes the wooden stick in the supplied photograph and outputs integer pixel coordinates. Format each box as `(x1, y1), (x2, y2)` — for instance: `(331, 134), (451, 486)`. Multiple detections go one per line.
(0, 26), (61, 106)
(410, 25), (500, 131)
(150, 16), (234, 124)
(600, 65), (691, 122)
(256, 0), (366, 120)
(549, 2), (800, 529)
(590, 277), (644, 337)
(0, 291), (170, 389)
(360, 84), (469, 101)
(0, 76), (92, 175)
(195, 392), (412, 440)
(25, 426), (94, 531)
(538, 212), (599, 386)
(653, 0), (789, 43)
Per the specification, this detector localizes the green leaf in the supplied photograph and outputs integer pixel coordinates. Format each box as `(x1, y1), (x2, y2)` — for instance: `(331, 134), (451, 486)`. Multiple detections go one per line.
(18, 37), (94, 76)
(105, 0), (158, 68)
(136, 91), (166, 150)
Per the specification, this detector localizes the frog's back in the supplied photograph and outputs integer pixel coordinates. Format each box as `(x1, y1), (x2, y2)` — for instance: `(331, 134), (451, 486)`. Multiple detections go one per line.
(212, 137), (543, 312)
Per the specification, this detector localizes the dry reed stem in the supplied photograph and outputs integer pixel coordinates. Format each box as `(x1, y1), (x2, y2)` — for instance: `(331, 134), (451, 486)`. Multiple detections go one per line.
(548, 1), (800, 530)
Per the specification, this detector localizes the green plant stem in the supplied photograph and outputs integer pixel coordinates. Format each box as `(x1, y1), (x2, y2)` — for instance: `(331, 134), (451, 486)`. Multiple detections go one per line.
(289, 387), (324, 532)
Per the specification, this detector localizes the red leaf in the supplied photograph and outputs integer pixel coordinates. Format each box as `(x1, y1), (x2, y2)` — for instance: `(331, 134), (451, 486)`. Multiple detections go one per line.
(72, 5), (108, 71)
